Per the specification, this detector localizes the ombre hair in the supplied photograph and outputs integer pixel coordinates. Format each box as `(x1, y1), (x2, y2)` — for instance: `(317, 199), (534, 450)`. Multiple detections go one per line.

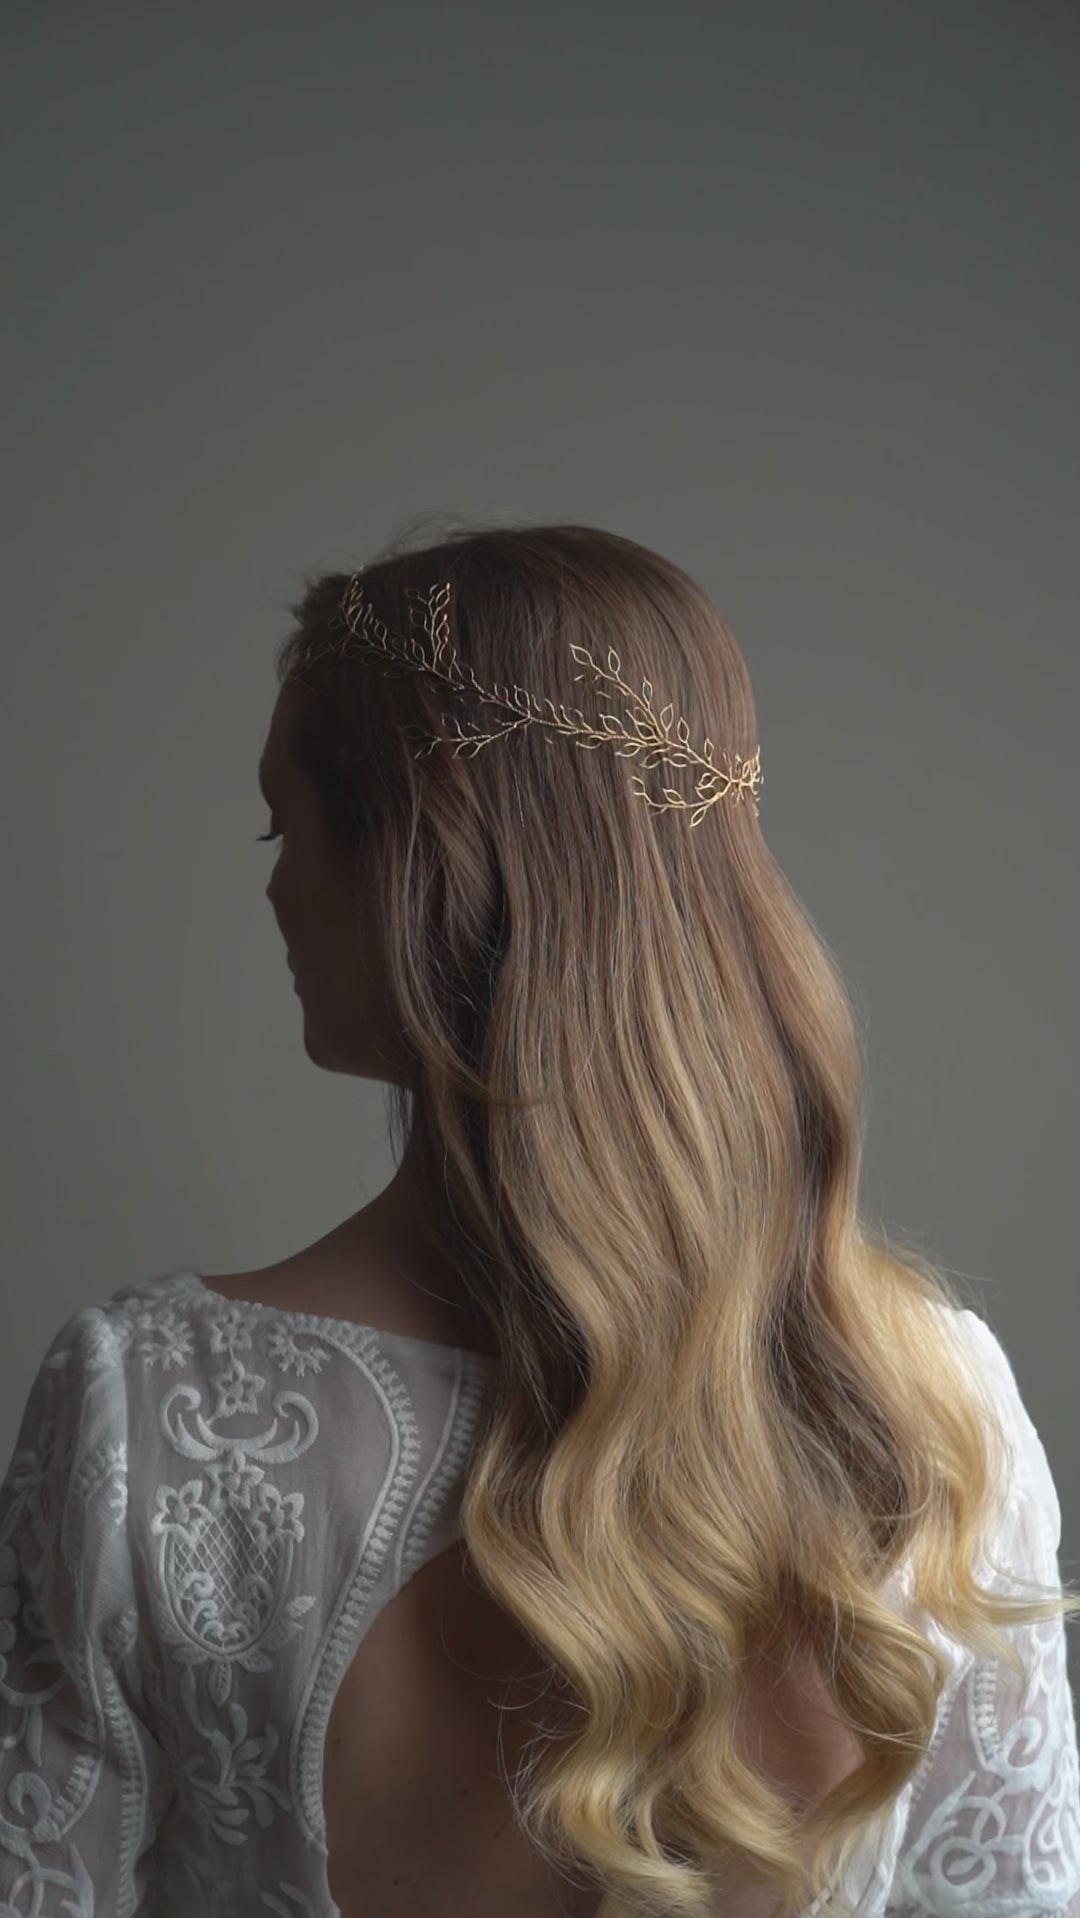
(272, 514), (1080, 1918)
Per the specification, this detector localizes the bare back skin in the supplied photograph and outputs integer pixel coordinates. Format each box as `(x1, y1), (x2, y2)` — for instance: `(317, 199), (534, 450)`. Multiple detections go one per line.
(200, 1220), (864, 1917)
(199, 1219), (603, 1915)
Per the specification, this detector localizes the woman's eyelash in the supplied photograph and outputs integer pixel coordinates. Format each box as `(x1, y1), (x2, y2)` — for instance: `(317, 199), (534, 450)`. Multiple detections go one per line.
(255, 828), (280, 842)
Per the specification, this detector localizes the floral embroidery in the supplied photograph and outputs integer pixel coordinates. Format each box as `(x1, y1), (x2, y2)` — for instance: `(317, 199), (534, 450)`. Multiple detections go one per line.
(2, 1273), (494, 1918)
(2, 1279), (1074, 1917)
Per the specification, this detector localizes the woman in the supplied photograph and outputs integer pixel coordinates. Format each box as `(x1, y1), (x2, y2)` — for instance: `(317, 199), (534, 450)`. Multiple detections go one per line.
(2, 518), (1078, 1918)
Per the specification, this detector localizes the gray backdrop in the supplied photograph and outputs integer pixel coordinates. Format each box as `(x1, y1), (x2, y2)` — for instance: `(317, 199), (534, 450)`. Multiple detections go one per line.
(4, 1), (1077, 1702)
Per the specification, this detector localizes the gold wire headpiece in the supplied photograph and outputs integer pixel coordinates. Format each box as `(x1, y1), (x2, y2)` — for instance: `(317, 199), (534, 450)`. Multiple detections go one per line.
(300, 571), (763, 827)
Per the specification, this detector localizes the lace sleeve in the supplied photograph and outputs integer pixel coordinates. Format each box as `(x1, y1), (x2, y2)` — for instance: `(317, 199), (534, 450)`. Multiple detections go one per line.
(884, 1311), (1080, 1917)
(0, 1307), (173, 1916)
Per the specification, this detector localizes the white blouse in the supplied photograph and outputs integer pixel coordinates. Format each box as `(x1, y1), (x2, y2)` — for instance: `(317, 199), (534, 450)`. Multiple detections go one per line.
(0, 1269), (1076, 1916)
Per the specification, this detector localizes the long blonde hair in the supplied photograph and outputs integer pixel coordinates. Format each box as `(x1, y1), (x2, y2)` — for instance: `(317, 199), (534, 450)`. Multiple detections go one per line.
(274, 514), (1080, 1918)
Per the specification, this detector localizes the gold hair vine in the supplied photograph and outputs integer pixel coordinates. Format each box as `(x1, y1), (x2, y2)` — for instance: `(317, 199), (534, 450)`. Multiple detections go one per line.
(302, 572), (762, 827)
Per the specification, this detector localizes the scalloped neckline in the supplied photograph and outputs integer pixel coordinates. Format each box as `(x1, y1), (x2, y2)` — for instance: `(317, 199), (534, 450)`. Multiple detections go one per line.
(172, 1267), (498, 1367)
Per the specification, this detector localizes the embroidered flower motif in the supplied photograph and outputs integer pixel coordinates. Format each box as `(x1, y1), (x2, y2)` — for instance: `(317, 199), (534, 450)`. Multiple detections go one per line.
(265, 1323), (330, 1378)
(136, 1307), (195, 1370)
(210, 1356), (266, 1420)
(151, 1479), (212, 1543)
(184, 1699), (291, 1844)
(208, 1304), (258, 1357)
(0, 1271), (486, 1911)
(203, 1448), (266, 1514)
(247, 1484), (304, 1551)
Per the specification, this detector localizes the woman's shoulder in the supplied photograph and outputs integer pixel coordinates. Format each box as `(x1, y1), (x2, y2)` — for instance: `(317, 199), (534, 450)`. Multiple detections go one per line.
(194, 1231), (499, 1360)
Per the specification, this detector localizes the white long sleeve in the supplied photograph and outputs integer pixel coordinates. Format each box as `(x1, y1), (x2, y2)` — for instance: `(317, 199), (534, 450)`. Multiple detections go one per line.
(882, 1309), (1080, 1917)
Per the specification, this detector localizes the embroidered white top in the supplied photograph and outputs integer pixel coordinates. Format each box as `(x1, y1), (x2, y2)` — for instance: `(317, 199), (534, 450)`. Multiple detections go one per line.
(0, 1269), (1077, 1917)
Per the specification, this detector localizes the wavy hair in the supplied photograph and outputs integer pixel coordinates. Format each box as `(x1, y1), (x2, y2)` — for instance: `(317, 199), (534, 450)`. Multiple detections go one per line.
(271, 514), (1080, 1918)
